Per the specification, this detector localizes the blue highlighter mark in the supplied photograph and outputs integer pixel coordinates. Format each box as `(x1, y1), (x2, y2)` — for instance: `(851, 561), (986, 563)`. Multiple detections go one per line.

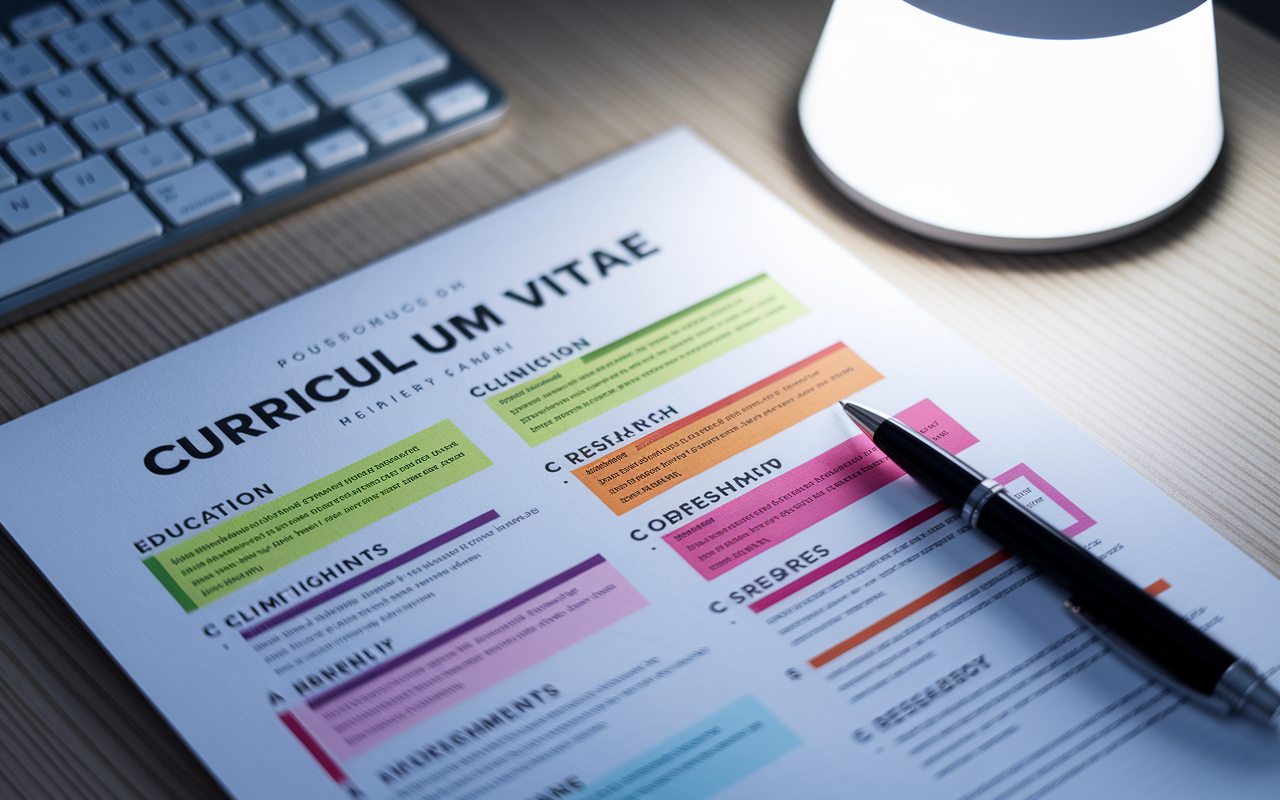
(580, 696), (800, 800)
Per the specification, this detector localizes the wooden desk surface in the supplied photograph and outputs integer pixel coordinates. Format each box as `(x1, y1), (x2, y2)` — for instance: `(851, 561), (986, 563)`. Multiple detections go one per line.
(2, 2), (1278, 797)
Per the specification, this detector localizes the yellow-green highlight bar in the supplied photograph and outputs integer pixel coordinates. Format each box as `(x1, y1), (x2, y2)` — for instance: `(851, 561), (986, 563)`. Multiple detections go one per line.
(144, 420), (491, 610)
(487, 275), (807, 445)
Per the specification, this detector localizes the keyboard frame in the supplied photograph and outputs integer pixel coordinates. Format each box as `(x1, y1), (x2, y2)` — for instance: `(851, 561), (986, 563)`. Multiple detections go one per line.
(0, 0), (508, 328)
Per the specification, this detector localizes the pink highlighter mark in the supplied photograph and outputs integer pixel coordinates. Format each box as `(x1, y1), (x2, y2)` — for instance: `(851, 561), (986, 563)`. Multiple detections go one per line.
(663, 399), (976, 580)
(748, 500), (953, 613)
(896, 398), (979, 453)
(750, 466), (1094, 613)
(290, 557), (646, 761)
(280, 711), (349, 785)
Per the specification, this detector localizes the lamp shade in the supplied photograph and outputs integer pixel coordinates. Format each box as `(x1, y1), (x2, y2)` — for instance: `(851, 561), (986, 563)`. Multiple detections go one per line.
(799, 0), (1222, 251)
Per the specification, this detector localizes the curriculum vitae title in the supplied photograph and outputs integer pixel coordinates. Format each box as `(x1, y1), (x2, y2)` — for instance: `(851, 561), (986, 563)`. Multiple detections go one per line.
(142, 232), (660, 476)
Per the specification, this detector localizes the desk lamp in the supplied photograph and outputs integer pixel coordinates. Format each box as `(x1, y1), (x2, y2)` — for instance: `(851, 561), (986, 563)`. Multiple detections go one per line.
(799, 0), (1222, 251)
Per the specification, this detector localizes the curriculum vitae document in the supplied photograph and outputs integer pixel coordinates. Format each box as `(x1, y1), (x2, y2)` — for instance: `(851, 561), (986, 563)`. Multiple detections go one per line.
(1, 129), (1278, 800)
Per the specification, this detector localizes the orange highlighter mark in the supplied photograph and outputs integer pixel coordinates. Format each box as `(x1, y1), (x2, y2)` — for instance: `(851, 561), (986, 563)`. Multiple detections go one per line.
(572, 343), (882, 515)
(809, 564), (1174, 669)
(810, 550), (1014, 669)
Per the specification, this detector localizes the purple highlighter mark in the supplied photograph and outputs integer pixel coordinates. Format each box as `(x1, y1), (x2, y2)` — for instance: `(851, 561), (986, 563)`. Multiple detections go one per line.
(240, 509), (501, 640)
(290, 554), (647, 760)
(307, 554), (607, 710)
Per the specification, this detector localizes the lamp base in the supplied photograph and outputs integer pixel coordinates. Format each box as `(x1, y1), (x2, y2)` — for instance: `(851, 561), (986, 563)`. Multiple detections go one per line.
(806, 136), (1214, 254)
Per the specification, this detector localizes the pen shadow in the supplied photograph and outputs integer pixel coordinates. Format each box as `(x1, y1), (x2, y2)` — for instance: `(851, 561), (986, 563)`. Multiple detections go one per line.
(783, 111), (1233, 274)
(1155, 693), (1280, 754)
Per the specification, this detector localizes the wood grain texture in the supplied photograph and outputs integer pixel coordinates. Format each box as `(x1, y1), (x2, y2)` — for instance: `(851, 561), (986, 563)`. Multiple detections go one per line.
(0, 2), (1277, 797)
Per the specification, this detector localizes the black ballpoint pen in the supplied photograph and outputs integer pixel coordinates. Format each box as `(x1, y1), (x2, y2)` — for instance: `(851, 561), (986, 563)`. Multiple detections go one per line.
(841, 400), (1280, 725)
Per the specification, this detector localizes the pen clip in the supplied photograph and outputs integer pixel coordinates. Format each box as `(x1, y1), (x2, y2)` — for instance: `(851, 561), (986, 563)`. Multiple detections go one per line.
(1064, 596), (1229, 714)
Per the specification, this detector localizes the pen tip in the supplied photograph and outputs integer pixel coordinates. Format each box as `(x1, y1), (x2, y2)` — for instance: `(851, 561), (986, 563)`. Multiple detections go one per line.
(841, 401), (886, 437)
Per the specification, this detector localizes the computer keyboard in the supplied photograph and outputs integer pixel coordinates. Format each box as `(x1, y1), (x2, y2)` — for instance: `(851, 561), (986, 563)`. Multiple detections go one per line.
(0, 0), (507, 327)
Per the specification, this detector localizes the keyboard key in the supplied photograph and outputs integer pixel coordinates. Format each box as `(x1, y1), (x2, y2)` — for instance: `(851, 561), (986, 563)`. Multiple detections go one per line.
(35, 70), (109, 119)
(0, 194), (162, 299)
(134, 77), (207, 126)
(220, 3), (293, 49)
(345, 88), (409, 126)
(71, 100), (145, 150)
(160, 25), (234, 73)
(241, 82), (315, 132)
(258, 32), (330, 80)
(0, 181), (63, 234)
(240, 151), (304, 194)
(364, 107), (423, 146)
(7, 125), (81, 176)
(302, 127), (365, 169)
(51, 154), (129, 207)
(97, 47), (172, 95)
(144, 161), (242, 225)
(112, 1), (186, 45)
(116, 129), (191, 181)
(69, 0), (132, 17)
(424, 78), (488, 123)
(49, 21), (122, 68)
(317, 16), (373, 60)
(0, 44), (61, 93)
(0, 93), (45, 142)
(197, 53), (271, 103)
(0, 158), (15, 188)
(175, 0), (247, 21)
(305, 35), (447, 108)
(180, 105), (255, 156)
(279, 0), (348, 26)
(351, 0), (414, 43)
(12, 5), (75, 42)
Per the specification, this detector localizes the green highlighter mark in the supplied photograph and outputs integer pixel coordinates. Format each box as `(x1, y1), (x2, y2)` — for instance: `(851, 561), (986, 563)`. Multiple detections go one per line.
(488, 274), (808, 445)
(144, 420), (491, 610)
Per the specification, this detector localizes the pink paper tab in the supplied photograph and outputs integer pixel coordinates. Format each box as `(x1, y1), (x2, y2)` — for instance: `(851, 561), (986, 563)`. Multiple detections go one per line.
(290, 557), (646, 760)
(663, 399), (975, 580)
(996, 463), (1096, 537)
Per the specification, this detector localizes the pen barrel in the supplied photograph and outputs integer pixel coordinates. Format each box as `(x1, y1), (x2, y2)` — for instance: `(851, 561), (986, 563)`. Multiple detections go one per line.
(871, 421), (985, 503)
(871, 418), (1237, 698)
(979, 493), (1236, 696)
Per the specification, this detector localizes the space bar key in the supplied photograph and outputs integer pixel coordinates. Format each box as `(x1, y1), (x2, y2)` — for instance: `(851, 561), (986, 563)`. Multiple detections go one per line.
(0, 194), (164, 300)
(305, 36), (450, 108)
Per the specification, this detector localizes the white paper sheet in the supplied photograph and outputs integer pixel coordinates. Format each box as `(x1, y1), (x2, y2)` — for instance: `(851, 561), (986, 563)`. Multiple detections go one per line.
(1, 129), (1277, 800)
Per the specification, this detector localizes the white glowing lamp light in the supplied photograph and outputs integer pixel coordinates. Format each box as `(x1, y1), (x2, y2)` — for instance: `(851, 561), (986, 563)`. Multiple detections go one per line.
(799, 0), (1222, 251)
